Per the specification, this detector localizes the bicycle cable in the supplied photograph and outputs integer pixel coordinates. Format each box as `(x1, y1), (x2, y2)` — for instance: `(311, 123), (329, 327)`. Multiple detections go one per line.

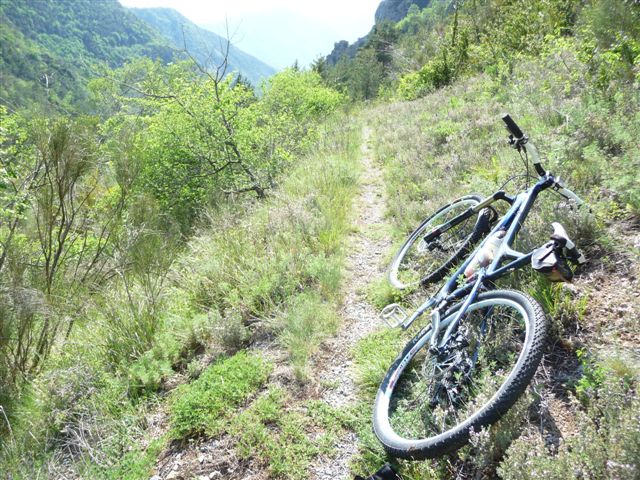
(519, 148), (531, 188)
(498, 173), (538, 192)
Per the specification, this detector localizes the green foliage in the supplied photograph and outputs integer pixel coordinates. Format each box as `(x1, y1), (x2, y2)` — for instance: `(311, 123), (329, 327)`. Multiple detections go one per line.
(229, 389), (331, 479)
(0, 112), (132, 408)
(366, 276), (409, 310)
(169, 351), (271, 440)
(94, 61), (345, 227)
(262, 68), (345, 121)
(353, 329), (404, 396)
(574, 349), (608, 403)
(2, 42), (353, 476)
(123, 312), (215, 396)
(397, 49), (458, 99)
(222, 390), (357, 479)
(529, 277), (588, 339)
(173, 121), (359, 366)
(99, 438), (164, 480)
(323, 30), (390, 100)
(2, 106), (359, 479)
(0, 360), (160, 479)
(324, 0), (640, 104)
(275, 292), (339, 380)
(499, 355), (639, 480)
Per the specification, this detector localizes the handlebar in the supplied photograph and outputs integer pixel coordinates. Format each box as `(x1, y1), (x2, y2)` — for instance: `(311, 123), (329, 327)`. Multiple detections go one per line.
(502, 114), (525, 139)
(502, 113), (546, 177)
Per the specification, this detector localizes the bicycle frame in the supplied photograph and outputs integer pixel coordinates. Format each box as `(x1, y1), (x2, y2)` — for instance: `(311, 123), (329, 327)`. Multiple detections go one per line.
(399, 140), (586, 351)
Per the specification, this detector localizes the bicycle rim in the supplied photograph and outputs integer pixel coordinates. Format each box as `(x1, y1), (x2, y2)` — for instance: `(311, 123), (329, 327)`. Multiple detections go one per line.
(374, 290), (546, 458)
(389, 197), (482, 289)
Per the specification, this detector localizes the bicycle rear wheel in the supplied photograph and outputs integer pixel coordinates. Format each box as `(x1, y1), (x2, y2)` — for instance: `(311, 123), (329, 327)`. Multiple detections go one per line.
(388, 195), (486, 290)
(373, 289), (547, 459)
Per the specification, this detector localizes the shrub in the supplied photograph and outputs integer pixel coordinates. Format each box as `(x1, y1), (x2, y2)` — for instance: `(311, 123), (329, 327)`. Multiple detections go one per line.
(169, 351), (271, 440)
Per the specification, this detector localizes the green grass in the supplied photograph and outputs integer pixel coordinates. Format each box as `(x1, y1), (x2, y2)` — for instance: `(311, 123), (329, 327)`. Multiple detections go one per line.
(365, 276), (411, 311)
(230, 388), (323, 480)
(0, 112), (364, 478)
(353, 328), (405, 397)
(274, 291), (340, 380)
(169, 351), (272, 440)
(173, 117), (362, 372)
(99, 438), (165, 480)
(225, 388), (359, 479)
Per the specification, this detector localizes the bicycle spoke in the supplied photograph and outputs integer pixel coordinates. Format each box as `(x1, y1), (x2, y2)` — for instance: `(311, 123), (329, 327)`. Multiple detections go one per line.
(387, 302), (527, 441)
(397, 212), (476, 284)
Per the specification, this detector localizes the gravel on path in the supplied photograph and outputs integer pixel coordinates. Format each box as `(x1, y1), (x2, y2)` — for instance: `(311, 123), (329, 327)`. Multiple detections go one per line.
(310, 126), (391, 480)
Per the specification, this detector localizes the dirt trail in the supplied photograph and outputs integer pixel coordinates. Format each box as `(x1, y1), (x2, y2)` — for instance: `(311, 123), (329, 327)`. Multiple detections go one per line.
(310, 125), (390, 480)
(145, 125), (390, 480)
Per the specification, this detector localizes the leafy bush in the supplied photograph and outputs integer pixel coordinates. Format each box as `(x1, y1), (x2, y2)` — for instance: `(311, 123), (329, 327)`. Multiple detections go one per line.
(94, 62), (346, 228)
(262, 68), (345, 123)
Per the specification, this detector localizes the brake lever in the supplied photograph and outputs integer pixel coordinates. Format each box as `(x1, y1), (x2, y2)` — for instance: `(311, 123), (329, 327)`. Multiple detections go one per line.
(508, 134), (528, 151)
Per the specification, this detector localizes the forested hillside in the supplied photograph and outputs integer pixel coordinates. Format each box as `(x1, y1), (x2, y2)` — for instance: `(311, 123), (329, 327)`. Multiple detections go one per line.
(0, 0), (275, 112)
(1, 1), (639, 479)
(0, 0), (173, 110)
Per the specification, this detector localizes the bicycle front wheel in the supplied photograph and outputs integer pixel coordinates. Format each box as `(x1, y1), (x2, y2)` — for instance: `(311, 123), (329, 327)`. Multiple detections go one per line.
(388, 195), (486, 290)
(373, 289), (547, 459)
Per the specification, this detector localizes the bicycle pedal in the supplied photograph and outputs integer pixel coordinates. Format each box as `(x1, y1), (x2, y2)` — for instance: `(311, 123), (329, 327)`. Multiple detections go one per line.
(380, 303), (409, 328)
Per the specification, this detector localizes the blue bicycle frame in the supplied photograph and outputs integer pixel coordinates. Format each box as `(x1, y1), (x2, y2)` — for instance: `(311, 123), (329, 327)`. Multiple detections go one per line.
(396, 139), (586, 350)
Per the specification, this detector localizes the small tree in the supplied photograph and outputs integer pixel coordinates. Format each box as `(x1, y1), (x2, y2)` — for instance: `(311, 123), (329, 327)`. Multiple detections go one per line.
(92, 42), (344, 227)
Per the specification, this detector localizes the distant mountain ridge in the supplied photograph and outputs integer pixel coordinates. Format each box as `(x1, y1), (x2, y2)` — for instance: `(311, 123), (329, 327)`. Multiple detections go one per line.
(129, 8), (276, 87)
(326, 0), (430, 65)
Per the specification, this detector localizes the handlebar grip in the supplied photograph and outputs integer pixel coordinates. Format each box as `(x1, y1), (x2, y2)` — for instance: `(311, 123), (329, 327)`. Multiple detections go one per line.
(502, 114), (525, 139)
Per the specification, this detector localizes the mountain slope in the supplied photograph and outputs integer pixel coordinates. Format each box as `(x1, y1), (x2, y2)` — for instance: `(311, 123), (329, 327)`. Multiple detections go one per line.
(129, 8), (276, 86)
(375, 0), (431, 23)
(0, 0), (174, 110)
(0, 1), (276, 111)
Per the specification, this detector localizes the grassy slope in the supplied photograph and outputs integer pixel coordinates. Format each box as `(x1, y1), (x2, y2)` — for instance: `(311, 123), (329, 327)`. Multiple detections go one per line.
(349, 48), (639, 478)
(147, 114), (365, 480)
(3, 19), (638, 480)
(0, 113), (362, 478)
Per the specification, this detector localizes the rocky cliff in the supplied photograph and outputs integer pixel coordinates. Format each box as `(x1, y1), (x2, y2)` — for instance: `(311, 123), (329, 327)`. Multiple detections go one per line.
(374, 0), (431, 23)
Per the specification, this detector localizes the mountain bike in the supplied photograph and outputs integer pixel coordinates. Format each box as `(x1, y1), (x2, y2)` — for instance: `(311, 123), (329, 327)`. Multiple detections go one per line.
(373, 114), (588, 459)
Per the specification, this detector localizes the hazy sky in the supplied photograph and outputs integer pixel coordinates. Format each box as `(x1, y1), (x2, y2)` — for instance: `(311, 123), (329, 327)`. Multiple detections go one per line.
(120, 0), (381, 68)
